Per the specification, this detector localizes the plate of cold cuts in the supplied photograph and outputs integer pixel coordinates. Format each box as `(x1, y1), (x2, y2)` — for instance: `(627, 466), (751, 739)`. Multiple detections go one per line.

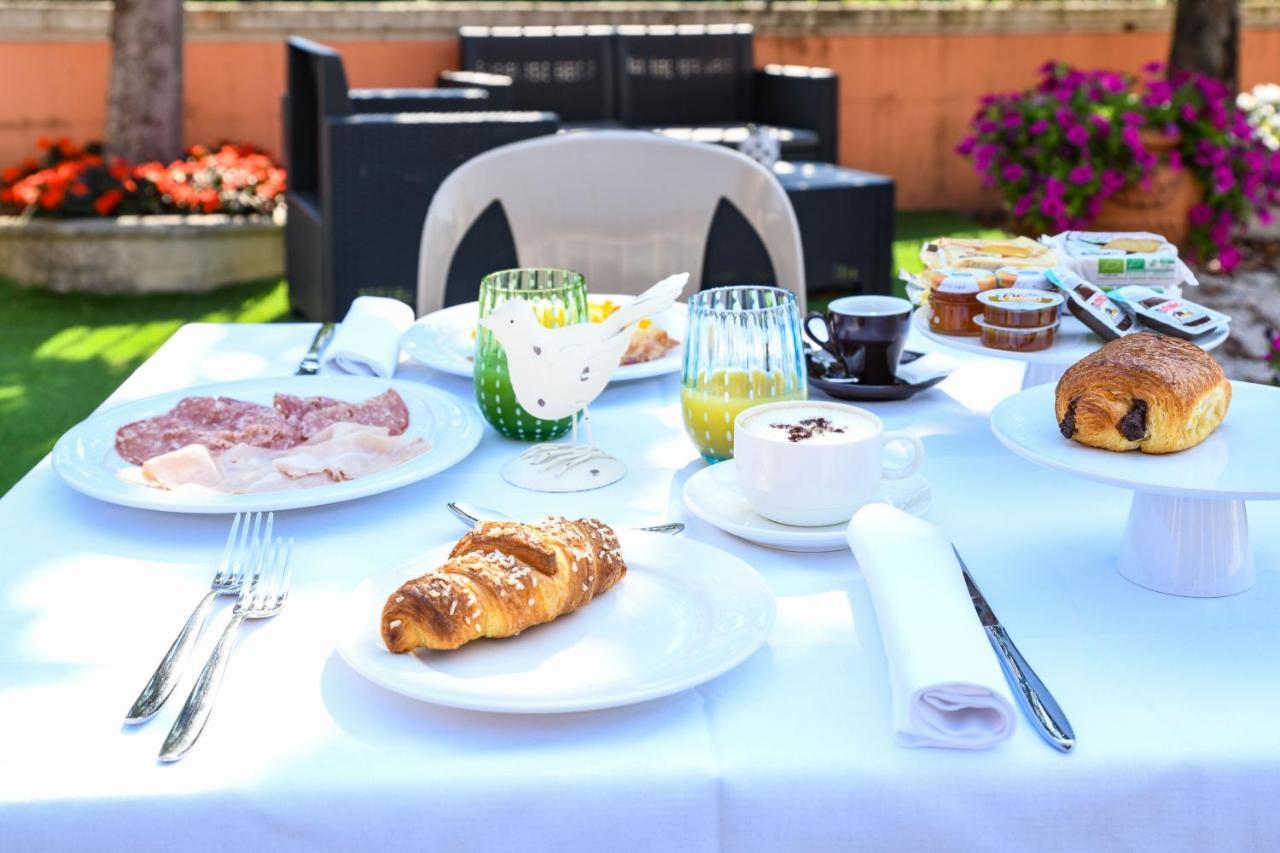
(51, 376), (484, 513)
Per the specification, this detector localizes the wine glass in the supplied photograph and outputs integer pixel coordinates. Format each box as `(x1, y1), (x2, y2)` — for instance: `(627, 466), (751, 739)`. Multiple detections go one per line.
(681, 286), (807, 462)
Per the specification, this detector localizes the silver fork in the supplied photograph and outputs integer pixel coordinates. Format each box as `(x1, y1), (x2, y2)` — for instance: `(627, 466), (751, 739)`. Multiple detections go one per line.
(159, 533), (293, 763)
(125, 512), (272, 723)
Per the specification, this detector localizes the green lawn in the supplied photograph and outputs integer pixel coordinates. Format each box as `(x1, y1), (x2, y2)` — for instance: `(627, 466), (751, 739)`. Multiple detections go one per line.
(0, 278), (288, 494)
(0, 211), (1008, 495)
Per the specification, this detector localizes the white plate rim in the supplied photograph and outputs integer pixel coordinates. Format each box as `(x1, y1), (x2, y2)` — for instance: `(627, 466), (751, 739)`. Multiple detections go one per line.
(50, 376), (484, 514)
(335, 530), (776, 713)
(681, 459), (933, 552)
(911, 305), (1228, 365)
(401, 294), (687, 382)
(990, 380), (1280, 500)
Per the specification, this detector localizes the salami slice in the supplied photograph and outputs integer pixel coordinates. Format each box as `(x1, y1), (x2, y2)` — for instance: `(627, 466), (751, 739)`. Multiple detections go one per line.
(114, 389), (410, 465)
(292, 389), (410, 438)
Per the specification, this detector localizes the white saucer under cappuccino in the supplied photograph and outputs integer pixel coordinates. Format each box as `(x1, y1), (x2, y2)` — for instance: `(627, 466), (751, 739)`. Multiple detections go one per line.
(733, 401), (924, 527)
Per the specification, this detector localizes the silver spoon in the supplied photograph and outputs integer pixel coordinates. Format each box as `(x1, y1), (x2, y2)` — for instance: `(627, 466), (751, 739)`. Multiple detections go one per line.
(447, 501), (684, 536)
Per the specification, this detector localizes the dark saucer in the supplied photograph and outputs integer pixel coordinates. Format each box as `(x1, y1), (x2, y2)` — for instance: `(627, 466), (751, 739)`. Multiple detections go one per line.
(806, 349), (949, 402)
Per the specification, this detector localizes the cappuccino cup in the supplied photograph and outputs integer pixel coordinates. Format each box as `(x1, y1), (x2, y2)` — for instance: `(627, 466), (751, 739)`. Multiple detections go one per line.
(732, 401), (924, 527)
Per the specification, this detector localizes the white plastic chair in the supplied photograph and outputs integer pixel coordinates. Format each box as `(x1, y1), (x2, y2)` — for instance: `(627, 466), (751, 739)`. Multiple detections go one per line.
(416, 131), (806, 314)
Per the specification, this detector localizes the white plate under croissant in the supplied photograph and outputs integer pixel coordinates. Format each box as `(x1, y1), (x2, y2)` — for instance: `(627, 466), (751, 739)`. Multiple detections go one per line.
(336, 528), (776, 713)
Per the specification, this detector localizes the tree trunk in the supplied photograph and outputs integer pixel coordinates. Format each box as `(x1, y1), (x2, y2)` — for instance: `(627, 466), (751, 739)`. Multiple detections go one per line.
(104, 0), (183, 163)
(1168, 0), (1240, 89)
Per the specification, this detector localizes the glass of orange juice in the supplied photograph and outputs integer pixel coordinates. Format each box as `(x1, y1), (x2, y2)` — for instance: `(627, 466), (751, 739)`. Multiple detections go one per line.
(681, 287), (807, 462)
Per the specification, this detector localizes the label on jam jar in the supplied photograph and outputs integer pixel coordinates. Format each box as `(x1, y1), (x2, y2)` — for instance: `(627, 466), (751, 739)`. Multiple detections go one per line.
(928, 269), (996, 295)
(1113, 285), (1231, 339)
(1045, 268), (1135, 341)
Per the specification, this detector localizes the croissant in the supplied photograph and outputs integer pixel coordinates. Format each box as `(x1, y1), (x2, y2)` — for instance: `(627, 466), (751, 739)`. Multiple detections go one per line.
(1055, 332), (1231, 454)
(381, 517), (627, 652)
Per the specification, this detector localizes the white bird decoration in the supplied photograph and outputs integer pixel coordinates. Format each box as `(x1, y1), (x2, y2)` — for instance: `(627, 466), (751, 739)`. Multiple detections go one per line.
(479, 273), (689, 489)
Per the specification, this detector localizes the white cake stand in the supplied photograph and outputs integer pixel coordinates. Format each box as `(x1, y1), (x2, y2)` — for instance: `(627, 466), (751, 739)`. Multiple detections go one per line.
(912, 307), (1228, 389)
(990, 381), (1280, 597)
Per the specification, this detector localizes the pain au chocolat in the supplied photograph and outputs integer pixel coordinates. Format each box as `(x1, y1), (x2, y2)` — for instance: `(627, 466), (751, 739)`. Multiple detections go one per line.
(1055, 333), (1231, 454)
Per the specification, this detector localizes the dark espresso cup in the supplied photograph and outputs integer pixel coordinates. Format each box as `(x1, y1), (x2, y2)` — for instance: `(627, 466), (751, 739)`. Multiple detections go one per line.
(804, 295), (913, 386)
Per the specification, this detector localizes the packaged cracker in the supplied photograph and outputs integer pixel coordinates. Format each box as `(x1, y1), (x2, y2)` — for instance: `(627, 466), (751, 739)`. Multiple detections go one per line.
(1041, 231), (1198, 288)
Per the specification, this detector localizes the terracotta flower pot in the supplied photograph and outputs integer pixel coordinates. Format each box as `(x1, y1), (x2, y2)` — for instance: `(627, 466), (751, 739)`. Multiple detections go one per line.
(1091, 130), (1201, 247)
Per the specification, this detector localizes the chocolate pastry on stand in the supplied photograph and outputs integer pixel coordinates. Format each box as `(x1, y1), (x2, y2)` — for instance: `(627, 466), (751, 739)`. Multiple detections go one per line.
(1054, 333), (1231, 454)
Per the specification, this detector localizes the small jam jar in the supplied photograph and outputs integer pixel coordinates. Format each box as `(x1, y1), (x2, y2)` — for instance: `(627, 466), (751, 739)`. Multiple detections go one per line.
(925, 269), (997, 336)
(994, 267), (1054, 292)
(975, 288), (1064, 352)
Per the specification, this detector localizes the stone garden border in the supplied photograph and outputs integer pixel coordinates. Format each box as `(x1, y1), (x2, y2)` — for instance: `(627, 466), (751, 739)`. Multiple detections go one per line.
(0, 211), (284, 294)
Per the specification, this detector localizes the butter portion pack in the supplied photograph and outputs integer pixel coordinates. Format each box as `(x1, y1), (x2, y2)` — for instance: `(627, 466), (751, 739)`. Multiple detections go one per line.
(1041, 231), (1198, 288)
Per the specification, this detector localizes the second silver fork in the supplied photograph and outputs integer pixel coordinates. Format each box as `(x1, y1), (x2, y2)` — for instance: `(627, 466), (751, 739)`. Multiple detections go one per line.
(160, 533), (293, 762)
(125, 512), (273, 724)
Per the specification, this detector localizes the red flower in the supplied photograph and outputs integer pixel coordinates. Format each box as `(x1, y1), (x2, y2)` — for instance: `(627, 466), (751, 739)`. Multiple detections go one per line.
(94, 189), (124, 215)
(1, 166), (20, 184)
(38, 185), (65, 209)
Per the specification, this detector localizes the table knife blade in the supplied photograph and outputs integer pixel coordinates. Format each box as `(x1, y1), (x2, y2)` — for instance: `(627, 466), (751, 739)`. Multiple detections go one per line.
(295, 323), (335, 376)
(953, 547), (1076, 753)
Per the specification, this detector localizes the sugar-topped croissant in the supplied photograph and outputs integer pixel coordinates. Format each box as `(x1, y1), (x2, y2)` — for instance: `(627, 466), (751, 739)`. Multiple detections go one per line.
(381, 517), (627, 652)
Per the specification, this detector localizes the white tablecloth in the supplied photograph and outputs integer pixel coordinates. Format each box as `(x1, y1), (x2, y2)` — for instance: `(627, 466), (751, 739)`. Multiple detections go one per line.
(3, 323), (1279, 852)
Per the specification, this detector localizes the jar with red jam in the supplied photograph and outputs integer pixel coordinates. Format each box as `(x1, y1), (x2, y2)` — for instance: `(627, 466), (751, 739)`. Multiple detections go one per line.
(974, 288), (1064, 352)
(924, 269), (997, 336)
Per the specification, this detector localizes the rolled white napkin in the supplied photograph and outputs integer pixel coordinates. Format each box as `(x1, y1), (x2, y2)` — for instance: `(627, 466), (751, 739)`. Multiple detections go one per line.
(895, 351), (956, 386)
(847, 504), (1016, 749)
(320, 296), (415, 378)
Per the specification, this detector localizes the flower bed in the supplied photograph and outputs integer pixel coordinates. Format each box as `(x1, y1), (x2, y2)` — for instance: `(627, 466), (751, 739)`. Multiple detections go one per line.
(957, 62), (1280, 272)
(0, 140), (285, 293)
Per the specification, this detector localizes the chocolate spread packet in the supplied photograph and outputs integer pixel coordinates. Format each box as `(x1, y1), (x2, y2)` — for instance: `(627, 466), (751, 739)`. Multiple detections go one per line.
(1044, 268), (1136, 341)
(1113, 286), (1231, 339)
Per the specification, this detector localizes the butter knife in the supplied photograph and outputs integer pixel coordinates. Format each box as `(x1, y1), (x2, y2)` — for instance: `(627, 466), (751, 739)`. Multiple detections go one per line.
(953, 547), (1075, 752)
(295, 323), (335, 376)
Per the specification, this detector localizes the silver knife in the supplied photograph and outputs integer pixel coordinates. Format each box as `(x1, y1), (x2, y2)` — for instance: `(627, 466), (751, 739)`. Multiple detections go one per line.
(954, 547), (1075, 752)
(447, 501), (684, 536)
(295, 323), (335, 375)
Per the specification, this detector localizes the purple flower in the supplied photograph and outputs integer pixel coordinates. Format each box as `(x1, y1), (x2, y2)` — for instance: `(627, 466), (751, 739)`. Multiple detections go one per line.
(1055, 107), (1076, 127)
(1003, 113), (1024, 129)
(1122, 126), (1143, 150)
(1013, 193), (1035, 218)
(1100, 72), (1127, 93)
(1045, 177), (1066, 198)
(974, 144), (997, 170)
(1089, 114), (1112, 133)
(1212, 166), (1236, 194)
(1163, 122), (1179, 138)
(1041, 196), (1066, 218)
(1066, 125), (1090, 146)
(1101, 169), (1127, 193)
(1218, 246), (1241, 272)
(1189, 203), (1214, 226)
(1068, 164), (1095, 184)
(1168, 150), (1183, 171)
(1002, 163), (1026, 182)
(1142, 61), (1165, 75)
(955, 136), (977, 156)
(977, 119), (1000, 134)
(1029, 119), (1051, 136)
(1180, 104), (1199, 123)
(1259, 207), (1275, 226)
(1121, 111), (1145, 126)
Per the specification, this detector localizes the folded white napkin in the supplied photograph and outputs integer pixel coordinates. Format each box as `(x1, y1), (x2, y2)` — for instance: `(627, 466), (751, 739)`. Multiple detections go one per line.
(320, 296), (415, 378)
(847, 504), (1016, 749)
(895, 351), (956, 386)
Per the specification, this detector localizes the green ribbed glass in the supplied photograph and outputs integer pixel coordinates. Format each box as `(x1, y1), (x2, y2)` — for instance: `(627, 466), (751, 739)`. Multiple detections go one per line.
(474, 268), (588, 442)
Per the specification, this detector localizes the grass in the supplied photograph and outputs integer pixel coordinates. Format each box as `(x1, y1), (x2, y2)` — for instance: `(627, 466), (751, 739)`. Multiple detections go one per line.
(0, 211), (1008, 496)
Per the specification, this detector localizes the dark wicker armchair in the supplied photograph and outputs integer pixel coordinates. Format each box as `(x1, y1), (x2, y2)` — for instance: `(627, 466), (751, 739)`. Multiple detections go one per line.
(283, 37), (559, 319)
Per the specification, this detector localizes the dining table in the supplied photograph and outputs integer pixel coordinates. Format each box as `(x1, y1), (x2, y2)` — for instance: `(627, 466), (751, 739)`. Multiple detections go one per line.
(3, 320), (1279, 852)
